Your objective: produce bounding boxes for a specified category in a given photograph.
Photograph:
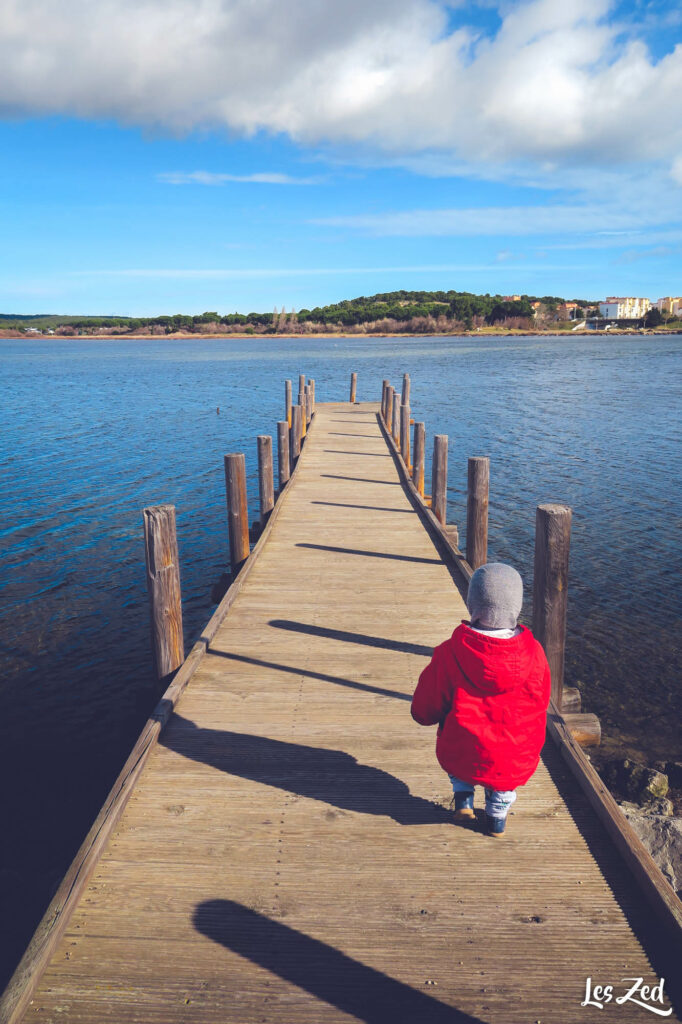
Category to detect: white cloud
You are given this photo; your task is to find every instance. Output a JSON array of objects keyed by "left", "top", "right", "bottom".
[
  {"left": 1, "top": 0, "right": 682, "bottom": 174},
  {"left": 158, "top": 171, "right": 322, "bottom": 185},
  {"left": 313, "top": 202, "right": 671, "bottom": 236}
]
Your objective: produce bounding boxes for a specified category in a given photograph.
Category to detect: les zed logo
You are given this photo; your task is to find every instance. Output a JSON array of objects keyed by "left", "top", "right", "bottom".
[{"left": 582, "top": 977, "right": 672, "bottom": 1016}]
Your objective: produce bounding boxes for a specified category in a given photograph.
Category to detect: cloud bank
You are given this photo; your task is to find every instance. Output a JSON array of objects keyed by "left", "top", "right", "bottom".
[{"left": 1, "top": 0, "right": 682, "bottom": 174}]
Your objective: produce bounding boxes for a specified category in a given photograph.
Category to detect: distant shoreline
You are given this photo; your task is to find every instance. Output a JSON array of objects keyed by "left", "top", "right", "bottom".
[{"left": 1, "top": 328, "right": 679, "bottom": 341}]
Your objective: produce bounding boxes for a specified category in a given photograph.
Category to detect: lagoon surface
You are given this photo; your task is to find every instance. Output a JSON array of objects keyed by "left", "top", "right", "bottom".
[{"left": 1, "top": 333, "right": 680, "bottom": 984}]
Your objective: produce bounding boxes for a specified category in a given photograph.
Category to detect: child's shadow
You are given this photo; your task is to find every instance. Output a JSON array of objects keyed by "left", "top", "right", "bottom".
[{"left": 161, "top": 715, "right": 450, "bottom": 826}]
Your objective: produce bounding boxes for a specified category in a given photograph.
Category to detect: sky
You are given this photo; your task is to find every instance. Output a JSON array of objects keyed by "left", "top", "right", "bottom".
[{"left": 1, "top": 0, "right": 682, "bottom": 315}]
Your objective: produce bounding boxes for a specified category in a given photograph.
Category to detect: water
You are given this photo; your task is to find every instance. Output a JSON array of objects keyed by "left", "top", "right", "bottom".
[{"left": 0, "top": 334, "right": 680, "bottom": 985}]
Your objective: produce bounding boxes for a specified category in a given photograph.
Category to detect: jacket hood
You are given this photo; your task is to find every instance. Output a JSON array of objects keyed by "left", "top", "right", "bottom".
[{"left": 448, "top": 622, "right": 538, "bottom": 695}]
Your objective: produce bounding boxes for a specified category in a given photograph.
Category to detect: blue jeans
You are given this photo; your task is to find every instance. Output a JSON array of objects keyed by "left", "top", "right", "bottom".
[{"left": 449, "top": 775, "right": 517, "bottom": 820}]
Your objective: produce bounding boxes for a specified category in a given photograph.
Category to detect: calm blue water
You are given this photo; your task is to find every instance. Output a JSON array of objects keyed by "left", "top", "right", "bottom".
[{"left": 0, "top": 334, "right": 680, "bottom": 983}]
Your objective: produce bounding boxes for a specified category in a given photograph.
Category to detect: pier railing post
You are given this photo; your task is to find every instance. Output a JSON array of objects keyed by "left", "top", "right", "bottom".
[
  {"left": 385, "top": 386, "right": 394, "bottom": 431},
  {"left": 466, "top": 456, "right": 489, "bottom": 570},
  {"left": 392, "top": 394, "right": 400, "bottom": 447},
  {"left": 432, "top": 435, "right": 448, "bottom": 526},
  {"left": 299, "top": 391, "right": 307, "bottom": 438},
  {"left": 285, "top": 379, "right": 292, "bottom": 428},
  {"left": 309, "top": 378, "right": 315, "bottom": 414},
  {"left": 224, "top": 453, "right": 250, "bottom": 574},
  {"left": 350, "top": 372, "right": 357, "bottom": 403},
  {"left": 402, "top": 373, "right": 410, "bottom": 406},
  {"left": 290, "top": 404, "right": 302, "bottom": 463},
  {"left": 257, "top": 435, "right": 275, "bottom": 526},
  {"left": 400, "top": 403, "right": 411, "bottom": 468},
  {"left": 304, "top": 384, "right": 311, "bottom": 426},
  {"left": 277, "top": 421, "right": 290, "bottom": 489},
  {"left": 381, "top": 380, "right": 389, "bottom": 421},
  {"left": 143, "top": 504, "right": 184, "bottom": 681},
  {"left": 533, "top": 503, "right": 572, "bottom": 709},
  {"left": 412, "top": 422, "right": 425, "bottom": 496}
]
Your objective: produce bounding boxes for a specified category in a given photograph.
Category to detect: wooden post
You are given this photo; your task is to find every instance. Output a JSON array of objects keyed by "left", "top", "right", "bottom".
[
  {"left": 400, "top": 403, "right": 411, "bottom": 468},
  {"left": 402, "top": 373, "right": 410, "bottom": 406},
  {"left": 277, "top": 421, "right": 290, "bottom": 489},
  {"left": 385, "top": 386, "right": 394, "bottom": 430},
  {"left": 432, "top": 435, "right": 448, "bottom": 526},
  {"left": 412, "top": 422, "right": 425, "bottom": 496},
  {"left": 143, "top": 504, "right": 184, "bottom": 681},
  {"left": 304, "top": 385, "right": 311, "bottom": 425},
  {"left": 382, "top": 380, "right": 389, "bottom": 421},
  {"left": 290, "top": 404, "right": 302, "bottom": 462},
  {"left": 533, "top": 503, "right": 572, "bottom": 709},
  {"left": 285, "top": 379, "right": 292, "bottom": 428},
  {"left": 299, "top": 392, "right": 307, "bottom": 438},
  {"left": 299, "top": 373, "right": 306, "bottom": 399},
  {"left": 350, "top": 372, "right": 357, "bottom": 403},
  {"left": 392, "top": 393, "right": 400, "bottom": 448},
  {"left": 257, "top": 435, "right": 274, "bottom": 526},
  {"left": 224, "top": 453, "right": 250, "bottom": 573},
  {"left": 466, "top": 456, "right": 489, "bottom": 570},
  {"left": 308, "top": 378, "right": 315, "bottom": 414}
]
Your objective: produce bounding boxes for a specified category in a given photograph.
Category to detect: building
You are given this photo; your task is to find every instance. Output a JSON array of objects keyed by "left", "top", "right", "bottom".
[
  {"left": 598, "top": 297, "right": 651, "bottom": 319},
  {"left": 654, "top": 297, "right": 682, "bottom": 316}
]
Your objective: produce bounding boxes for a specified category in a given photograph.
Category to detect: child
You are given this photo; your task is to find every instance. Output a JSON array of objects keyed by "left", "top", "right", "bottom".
[{"left": 411, "top": 562, "right": 550, "bottom": 837}]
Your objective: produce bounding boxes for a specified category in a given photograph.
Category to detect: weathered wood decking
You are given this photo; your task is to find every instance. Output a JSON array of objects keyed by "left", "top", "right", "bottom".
[{"left": 9, "top": 403, "right": 681, "bottom": 1022}]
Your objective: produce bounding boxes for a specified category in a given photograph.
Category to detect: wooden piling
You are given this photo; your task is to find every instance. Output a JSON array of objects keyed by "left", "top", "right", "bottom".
[
  {"left": 304, "top": 385, "right": 311, "bottom": 425},
  {"left": 466, "top": 456, "right": 489, "bottom": 570},
  {"left": 308, "top": 379, "right": 315, "bottom": 414},
  {"left": 401, "top": 373, "right": 410, "bottom": 406},
  {"left": 299, "top": 374, "right": 306, "bottom": 398},
  {"left": 224, "top": 453, "right": 250, "bottom": 573},
  {"left": 400, "top": 403, "right": 411, "bottom": 468},
  {"left": 381, "top": 380, "right": 389, "bottom": 421},
  {"left": 432, "top": 435, "right": 448, "bottom": 526},
  {"left": 385, "top": 386, "right": 394, "bottom": 430},
  {"left": 142, "top": 504, "right": 184, "bottom": 681},
  {"left": 285, "top": 380, "right": 292, "bottom": 428},
  {"left": 257, "top": 435, "right": 275, "bottom": 526},
  {"left": 392, "top": 393, "right": 400, "bottom": 448},
  {"left": 299, "top": 393, "right": 307, "bottom": 438},
  {"left": 350, "top": 372, "right": 357, "bottom": 403},
  {"left": 290, "top": 405, "right": 302, "bottom": 462},
  {"left": 412, "top": 422, "right": 425, "bottom": 496},
  {"left": 533, "top": 503, "right": 572, "bottom": 708},
  {"left": 277, "top": 421, "right": 290, "bottom": 490}
]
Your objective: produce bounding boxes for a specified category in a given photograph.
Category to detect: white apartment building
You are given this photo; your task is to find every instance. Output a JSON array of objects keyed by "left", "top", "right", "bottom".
[
  {"left": 654, "top": 296, "right": 682, "bottom": 316},
  {"left": 598, "top": 296, "right": 651, "bottom": 319}
]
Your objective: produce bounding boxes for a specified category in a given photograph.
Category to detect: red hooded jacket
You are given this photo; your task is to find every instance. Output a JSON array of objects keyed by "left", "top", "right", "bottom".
[{"left": 411, "top": 622, "right": 551, "bottom": 791}]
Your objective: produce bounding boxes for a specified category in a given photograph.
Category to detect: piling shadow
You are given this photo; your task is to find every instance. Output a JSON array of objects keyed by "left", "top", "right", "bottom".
[
  {"left": 328, "top": 432, "right": 379, "bottom": 438},
  {"left": 321, "top": 474, "right": 399, "bottom": 486},
  {"left": 311, "top": 500, "right": 414, "bottom": 515},
  {"left": 296, "top": 542, "right": 441, "bottom": 566},
  {"left": 268, "top": 619, "right": 433, "bottom": 657},
  {"left": 161, "top": 716, "right": 448, "bottom": 825},
  {"left": 193, "top": 899, "right": 483, "bottom": 1023},
  {"left": 206, "top": 647, "right": 411, "bottom": 701},
  {"left": 322, "top": 449, "right": 391, "bottom": 457}
]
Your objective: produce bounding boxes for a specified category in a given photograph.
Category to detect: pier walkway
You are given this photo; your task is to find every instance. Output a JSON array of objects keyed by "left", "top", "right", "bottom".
[{"left": 8, "top": 403, "right": 680, "bottom": 1023}]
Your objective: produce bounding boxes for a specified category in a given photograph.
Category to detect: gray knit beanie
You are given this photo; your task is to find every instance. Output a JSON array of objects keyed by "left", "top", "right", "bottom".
[{"left": 466, "top": 562, "right": 523, "bottom": 630}]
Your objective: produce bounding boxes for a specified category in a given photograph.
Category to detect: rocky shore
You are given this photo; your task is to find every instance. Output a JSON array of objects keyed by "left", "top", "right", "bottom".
[{"left": 600, "top": 758, "right": 682, "bottom": 896}]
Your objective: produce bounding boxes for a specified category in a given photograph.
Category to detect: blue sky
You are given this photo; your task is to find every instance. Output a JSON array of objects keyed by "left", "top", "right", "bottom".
[{"left": 1, "top": 0, "right": 682, "bottom": 315}]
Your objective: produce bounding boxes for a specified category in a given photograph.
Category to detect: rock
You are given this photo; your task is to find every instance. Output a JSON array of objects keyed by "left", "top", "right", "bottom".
[
  {"left": 618, "top": 807, "right": 682, "bottom": 896},
  {"left": 610, "top": 759, "right": 669, "bottom": 802},
  {"left": 646, "top": 798, "right": 674, "bottom": 817}
]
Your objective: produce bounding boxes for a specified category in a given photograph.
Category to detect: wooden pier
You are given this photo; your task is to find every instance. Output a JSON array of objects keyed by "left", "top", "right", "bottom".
[{"left": 3, "top": 384, "right": 681, "bottom": 1024}]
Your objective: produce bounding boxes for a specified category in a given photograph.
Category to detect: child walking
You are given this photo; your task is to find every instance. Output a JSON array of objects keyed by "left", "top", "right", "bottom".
[{"left": 411, "top": 562, "right": 550, "bottom": 837}]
